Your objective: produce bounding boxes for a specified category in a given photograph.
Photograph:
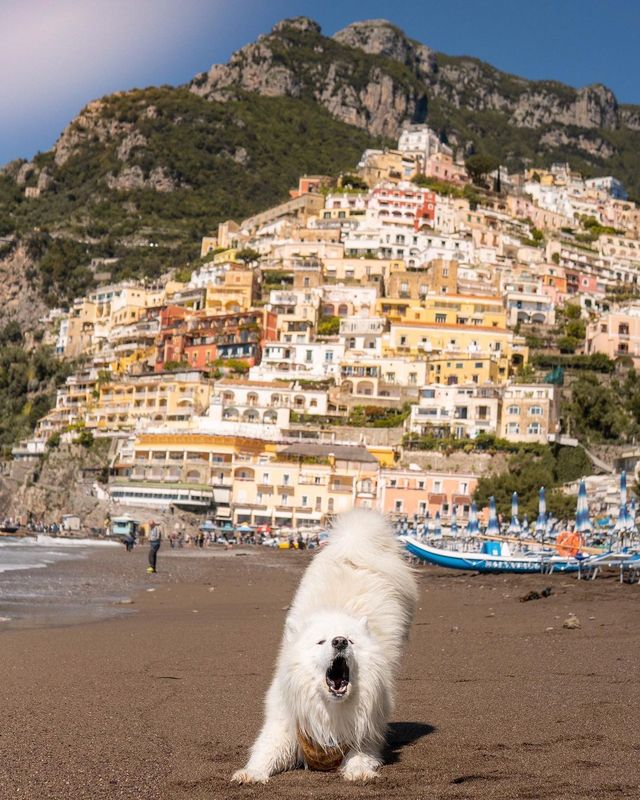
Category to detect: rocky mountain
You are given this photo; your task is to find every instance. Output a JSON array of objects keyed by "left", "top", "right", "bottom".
[
  {"left": 1, "top": 15, "right": 640, "bottom": 314},
  {"left": 193, "top": 17, "right": 640, "bottom": 180}
]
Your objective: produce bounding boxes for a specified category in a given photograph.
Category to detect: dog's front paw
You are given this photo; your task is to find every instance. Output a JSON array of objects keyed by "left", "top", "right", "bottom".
[
  {"left": 231, "top": 768, "right": 270, "bottom": 785},
  {"left": 341, "top": 753, "right": 379, "bottom": 783}
]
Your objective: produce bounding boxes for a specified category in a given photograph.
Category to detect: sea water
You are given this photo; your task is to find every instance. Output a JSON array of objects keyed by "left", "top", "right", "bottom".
[
  {"left": 0, "top": 536, "right": 127, "bottom": 629},
  {"left": 0, "top": 534, "right": 118, "bottom": 573}
]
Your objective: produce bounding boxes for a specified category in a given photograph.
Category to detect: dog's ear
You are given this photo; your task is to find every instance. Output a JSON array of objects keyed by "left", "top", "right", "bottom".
[{"left": 359, "top": 616, "right": 369, "bottom": 632}]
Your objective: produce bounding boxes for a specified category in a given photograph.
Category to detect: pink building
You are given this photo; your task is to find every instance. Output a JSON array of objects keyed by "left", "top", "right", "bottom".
[
  {"left": 425, "top": 152, "right": 467, "bottom": 185},
  {"left": 378, "top": 468, "right": 478, "bottom": 521},
  {"left": 587, "top": 304, "right": 640, "bottom": 367}
]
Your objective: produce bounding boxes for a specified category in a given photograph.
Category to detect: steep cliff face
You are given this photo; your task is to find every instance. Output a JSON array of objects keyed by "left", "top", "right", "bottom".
[
  {"left": 190, "top": 17, "right": 428, "bottom": 138},
  {"left": 191, "top": 16, "right": 640, "bottom": 187},
  {"left": 0, "top": 242, "right": 47, "bottom": 328}
]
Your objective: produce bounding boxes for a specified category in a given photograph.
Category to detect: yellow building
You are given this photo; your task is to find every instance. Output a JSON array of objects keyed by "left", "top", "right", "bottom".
[
  {"left": 378, "top": 293, "right": 507, "bottom": 328},
  {"left": 111, "top": 432, "right": 265, "bottom": 513},
  {"left": 386, "top": 320, "right": 528, "bottom": 383},
  {"left": 204, "top": 266, "right": 257, "bottom": 313},
  {"left": 85, "top": 372, "right": 211, "bottom": 433},
  {"left": 34, "top": 370, "right": 99, "bottom": 440},
  {"left": 110, "top": 436, "right": 380, "bottom": 523}
]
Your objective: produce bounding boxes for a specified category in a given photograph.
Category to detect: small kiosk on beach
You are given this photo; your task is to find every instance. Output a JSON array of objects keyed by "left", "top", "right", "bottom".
[{"left": 109, "top": 516, "right": 140, "bottom": 541}]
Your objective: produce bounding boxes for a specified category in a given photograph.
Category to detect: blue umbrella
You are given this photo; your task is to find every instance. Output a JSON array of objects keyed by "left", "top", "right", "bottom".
[
  {"left": 536, "top": 487, "right": 547, "bottom": 537},
  {"left": 508, "top": 491, "right": 521, "bottom": 536},
  {"left": 421, "top": 517, "right": 431, "bottom": 541},
  {"left": 433, "top": 511, "right": 442, "bottom": 538},
  {"left": 466, "top": 501, "right": 480, "bottom": 537},
  {"left": 575, "top": 479, "right": 592, "bottom": 534},
  {"left": 450, "top": 505, "right": 458, "bottom": 538},
  {"left": 486, "top": 496, "right": 500, "bottom": 537}
]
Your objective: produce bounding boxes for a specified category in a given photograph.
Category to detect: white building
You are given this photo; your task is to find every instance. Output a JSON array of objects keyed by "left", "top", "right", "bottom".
[
  {"left": 408, "top": 384, "right": 500, "bottom": 439},
  {"left": 397, "top": 124, "right": 452, "bottom": 169}
]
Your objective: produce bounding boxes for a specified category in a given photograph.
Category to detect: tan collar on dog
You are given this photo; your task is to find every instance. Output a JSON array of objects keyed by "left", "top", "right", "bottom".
[{"left": 297, "top": 729, "right": 345, "bottom": 771}]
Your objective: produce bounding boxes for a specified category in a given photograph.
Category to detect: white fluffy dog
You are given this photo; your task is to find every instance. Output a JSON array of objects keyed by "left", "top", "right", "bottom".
[{"left": 232, "top": 509, "right": 417, "bottom": 783}]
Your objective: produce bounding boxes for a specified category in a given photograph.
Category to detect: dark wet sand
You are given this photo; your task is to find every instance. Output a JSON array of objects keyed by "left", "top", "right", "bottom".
[{"left": 0, "top": 546, "right": 638, "bottom": 799}]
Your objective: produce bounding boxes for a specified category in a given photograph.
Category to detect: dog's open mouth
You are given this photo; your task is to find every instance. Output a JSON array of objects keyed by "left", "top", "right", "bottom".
[{"left": 325, "top": 656, "right": 350, "bottom": 697}]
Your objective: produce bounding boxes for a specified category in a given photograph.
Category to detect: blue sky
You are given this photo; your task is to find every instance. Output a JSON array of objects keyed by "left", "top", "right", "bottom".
[{"left": 1, "top": 0, "right": 638, "bottom": 165}]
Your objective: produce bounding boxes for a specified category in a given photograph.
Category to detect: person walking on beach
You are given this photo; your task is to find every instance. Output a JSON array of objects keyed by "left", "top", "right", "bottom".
[{"left": 147, "top": 520, "right": 162, "bottom": 574}]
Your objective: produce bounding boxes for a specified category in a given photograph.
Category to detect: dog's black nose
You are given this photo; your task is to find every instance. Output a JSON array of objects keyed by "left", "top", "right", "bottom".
[{"left": 332, "top": 636, "right": 348, "bottom": 651}]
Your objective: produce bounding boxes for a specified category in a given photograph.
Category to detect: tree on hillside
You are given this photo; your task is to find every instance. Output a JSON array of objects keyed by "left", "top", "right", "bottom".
[
  {"left": 235, "top": 248, "right": 260, "bottom": 265},
  {"left": 464, "top": 154, "right": 501, "bottom": 186}
]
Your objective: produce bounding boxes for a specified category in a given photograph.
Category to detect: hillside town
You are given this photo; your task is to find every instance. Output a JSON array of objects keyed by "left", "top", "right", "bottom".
[{"left": 12, "top": 123, "right": 640, "bottom": 530}]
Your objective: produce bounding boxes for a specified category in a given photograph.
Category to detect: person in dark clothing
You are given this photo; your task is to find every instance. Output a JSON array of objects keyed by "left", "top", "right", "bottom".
[{"left": 147, "top": 521, "right": 162, "bottom": 573}]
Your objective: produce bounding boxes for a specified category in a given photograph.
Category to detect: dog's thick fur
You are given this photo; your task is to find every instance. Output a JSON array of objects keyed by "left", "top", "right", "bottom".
[{"left": 231, "top": 509, "right": 417, "bottom": 783}]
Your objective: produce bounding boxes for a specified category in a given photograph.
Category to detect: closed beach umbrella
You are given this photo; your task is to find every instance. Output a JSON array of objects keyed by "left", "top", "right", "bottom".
[
  {"left": 508, "top": 491, "right": 521, "bottom": 536},
  {"left": 522, "top": 514, "right": 530, "bottom": 536},
  {"left": 450, "top": 505, "right": 458, "bottom": 538},
  {"left": 486, "top": 496, "right": 500, "bottom": 537},
  {"left": 536, "top": 487, "right": 547, "bottom": 538},
  {"left": 433, "top": 511, "right": 442, "bottom": 538},
  {"left": 575, "top": 479, "right": 592, "bottom": 534},
  {"left": 629, "top": 497, "right": 638, "bottom": 536},
  {"left": 466, "top": 501, "right": 480, "bottom": 537},
  {"left": 613, "top": 471, "right": 631, "bottom": 534}
]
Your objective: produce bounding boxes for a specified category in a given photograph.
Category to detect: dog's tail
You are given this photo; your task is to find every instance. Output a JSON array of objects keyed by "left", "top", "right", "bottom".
[
  {"left": 326, "top": 508, "right": 417, "bottom": 625},
  {"left": 328, "top": 509, "right": 398, "bottom": 556}
]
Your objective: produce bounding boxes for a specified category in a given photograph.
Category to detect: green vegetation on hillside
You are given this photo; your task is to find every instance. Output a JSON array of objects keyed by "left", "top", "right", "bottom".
[
  {"left": 0, "top": 323, "right": 73, "bottom": 449},
  {"left": 1, "top": 90, "right": 376, "bottom": 304},
  {"left": 474, "top": 445, "right": 592, "bottom": 522}
]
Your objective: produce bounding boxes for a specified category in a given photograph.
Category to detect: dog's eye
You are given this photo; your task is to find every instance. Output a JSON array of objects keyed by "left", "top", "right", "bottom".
[{"left": 317, "top": 640, "right": 326, "bottom": 645}]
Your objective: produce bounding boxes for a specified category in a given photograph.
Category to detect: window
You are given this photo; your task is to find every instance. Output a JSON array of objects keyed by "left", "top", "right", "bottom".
[
  {"left": 283, "top": 474, "right": 290, "bottom": 486},
  {"left": 508, "top": 405, "right": 520, "bottom": 416},
  {"left": 314, "top": 476, "right": 321, "bottom": 485},
  {"left": 419, "top": 501, "right": 427, "bottom": 514},
  {"left": 315, "top": 497, "right": 322, "bottom": 511},
  {"left": 459, "top": 481, "right": 468, "bottom": 494},
  {"left": 301, "top": 495, "right": 308, "bottom": 506},
  {"left": 394, "top": 500, "right": 403, "bottom": 512},
  {"left": 280, "top": 494, "right": 288, "bottom": 505},
  {"left": 262, "top": 473, "right": 270, "bottom": 484},
  {"left": 305, "top": 350, "right": 313, "bottom": 363},
  {"left": 325, "top": 351, "right": 334, "bottom": 362},
  {"left": 507, "top": 422, "right": 520, "bottom": 434},
  {"left": 527, "top": 422, "right": 541, "bottom": 435},
  {"left": 434, "top": 480, "right": 442, "bottom": 493},
  {"left": 530, "top": 406, "right": 543, "bottom": 416},
  {"left": 389, "top": 479, "right": 397, "bottom": 488},
  {"left": 435, "top": 313, "right": 446, "bottom": 324}
]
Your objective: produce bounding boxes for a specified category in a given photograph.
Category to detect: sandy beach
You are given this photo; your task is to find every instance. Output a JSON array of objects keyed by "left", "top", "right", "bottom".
[{"left": 0, "top": 545, "right": 638, "bottom": 799}]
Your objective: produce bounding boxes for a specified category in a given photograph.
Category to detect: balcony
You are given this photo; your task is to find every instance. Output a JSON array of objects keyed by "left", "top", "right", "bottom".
[{"left": 329, "top": 484, "right": 353, "bottom": 494}]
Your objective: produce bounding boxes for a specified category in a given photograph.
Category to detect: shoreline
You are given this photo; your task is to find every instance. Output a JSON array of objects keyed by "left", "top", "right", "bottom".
[{"left": 0, "top": 549, "right": 638, "bottom": 798}]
